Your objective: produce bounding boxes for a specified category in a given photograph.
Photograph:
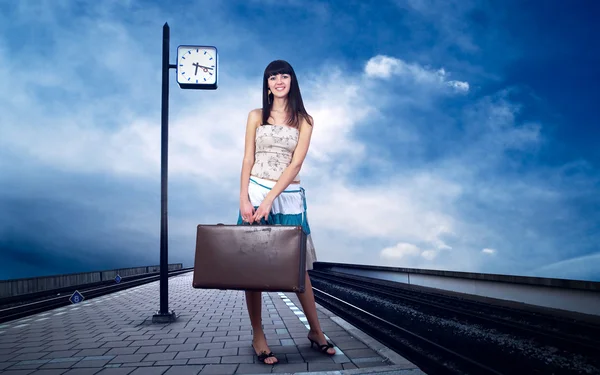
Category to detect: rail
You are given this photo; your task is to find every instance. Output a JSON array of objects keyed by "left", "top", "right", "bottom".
[
  {"left": 0, "top": 267, "right": 193, "bottom": 324},
  {"left": 313, "top": 261, "right": 600, "bottom": 316},
  {"left": 0, "top": 263, "right": 184, "bottom": 299},
  {"left": 310, "top": 268, "right": 600, "bottom": 375}
]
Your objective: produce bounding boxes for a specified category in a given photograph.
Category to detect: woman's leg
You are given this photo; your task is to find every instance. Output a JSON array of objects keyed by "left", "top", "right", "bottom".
[
  {"left": 295, "top": 272, "right": 336, "bottom": 355},
  {"left": 245, "top": 290, "right": 278, "bottom": 364}
]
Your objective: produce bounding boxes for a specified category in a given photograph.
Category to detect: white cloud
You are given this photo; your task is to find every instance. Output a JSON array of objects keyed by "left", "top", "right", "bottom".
[
  {"left": 447, "top": 80, "right": 470, "bottom": 92},
  {"left": 379, "top": 243, "right": 442, "bottom": 263},
  {"left": 307, "top": 172, "right": 460, "bottom": 244},
  {"left": 421, "top": 249, "right": 438, "bottom": 261},
  {"left": 482, "top": 248, "right": 496, "bottom": 255},
  {"left": 364, "top": 55, "right": 401, "bottom": 78},
  {"left": 381, "top": 242, "right": 421, "bottom": 259},
  {"left": 364, "top": 55, "right": 469, "bottom": 93}
]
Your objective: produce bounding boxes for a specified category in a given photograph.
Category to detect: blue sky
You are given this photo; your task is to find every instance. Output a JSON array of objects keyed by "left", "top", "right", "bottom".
[{"left": 1, "top": 0, "right": 599, "bottom": 282}]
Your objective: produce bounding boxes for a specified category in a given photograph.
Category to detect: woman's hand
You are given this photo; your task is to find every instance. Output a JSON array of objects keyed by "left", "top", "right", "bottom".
[
  {"left": 252, "top": 197, "right": 273, "bottom": 223},
  {"left": 240, "top": 199, "right": 255, "bottom": 223}
]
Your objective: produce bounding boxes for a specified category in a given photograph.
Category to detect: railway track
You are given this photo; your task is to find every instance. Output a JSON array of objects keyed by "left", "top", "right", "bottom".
[
  {"left": 0, "top": 267, "right": 193, "bottom": 324},
  {"left": 310, "top": 270, "right": 600, "bottom": 375}
]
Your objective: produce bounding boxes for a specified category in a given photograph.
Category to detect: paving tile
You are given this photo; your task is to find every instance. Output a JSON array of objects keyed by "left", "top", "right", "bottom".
[
  {"left": 177, "top": 332, "right": 208, "bottom": 339},
  {"left": 173, "top": 350, "right": 209, "bottom": 360},
  {"left": 206, "top": 348, "right": 238, "bottom": 357},
  {"left": 0, "top": 345, "right": 19, "bottom": 353},
  {"left": 100, "top": 341, "right": 133, "bottom": 349},
  {"left": 127, "top": 365, "right": 171, "bottom": 374},
  {"left": 41, "top": 351, "right": 82, "bottom": 359},
  {"left": 72, "top": 343, "right": 104, "bottom": 350},
  {"left": 332, "top": 354, "right": 352, "bottom": 364},
  {"left": 202, "top": 331, "right": 229, "bottom": 338},
  {"left": 142, "top": 352, "right": 177, "bottom": 362},
  {"left": 94, "top": 367, "right": 135, "bottom": 374},
  {"left": 343, "top": 362, "right": 358, "bottom": 370},
  {"left": 121, "top": 335, "right": 150, "bottom": 341},
  {"left": 70, "top": 359, "right": 111, "bottom": 368},
  {"left": 271, "top": 363, "right": 308, "bottom": 373},
  {"left": 199, "top": 364, "right": 239, "bottom": 374},
  {"left": 98, "top": 337, "right": 124, "bottom": 343},
  {"left": 284, "top": 353, "right": 304, "bottom": 363},
  {"left": 187, "top": 357, "right": 222, "bottom": 365},
  {"left": 0, "top": 361, "right": 19, "bottom": 370},
  {"left": 308, "top": 362, "right": 345, "bottom": 371},
  {"left": 63, "top": 368, "right": 103, "bottom": 374},
  {"left": 129, "top": 339, "right": 160, "bottom": 347},
  {"left": 149, "top": 333, "right": 179, "bottom": 340},
  {"left": 73, "top": 349, "right": 110, "bottom": 357},
  {"left": 108, "top": 354, "right": 147, "bottom": 363},
  {"left": 11, "top": 352, "right": 49, "bottom": 361},
  {"left": 355, "top": 360, "right": 390, "bottom": 368},
  {"left": 134, "top": 345, "right": 168, "bottom": 354},
  {"left": 343, "top": 348, "right": 380, "bottom": 358},
  {"left": 16, "top": 341, "right": 49, "bottom": 349},
  {"left": 39, "top": 361, "right": 82, "bottom": 370},
  {"left": 234, "top": 363, "right": 272, "bottom": 374},
  {"left": 195, "top": 342, "right": 227, "bottom": 350},
  {"left": 120, "top": 362, "right": 155, "bottom": 367},
  {"left": 333, "top": 340, "right": 369, "bottom": 351},
  {"left": 164, "top": 343, "right": 197, "bottom": 352},
  {"left": 220, "top": 355, "right": 254, "bottom": 364},
  {"left": 0, "top": 370, "right": 37, "bottom": 374},
  {"left": 163, "top": 365, "right": 205, "bottom": 374},
  {"left": 4, "top": 362, "right": 46, "bottom": 371},
  {"left": 105, "top": 348, "right": 138, "bottom": 356},
  {"left": 157, "top": 338, "right": 186, "bottom": 345},
  {"left": 211, "top": 336, "right": 238, "bottom": 343},
  {"left": 153, "top": 359, "right": 188, "bottom": 366},
  {"left": 279, "top": 339, "right": 296, "bottom": 346}
]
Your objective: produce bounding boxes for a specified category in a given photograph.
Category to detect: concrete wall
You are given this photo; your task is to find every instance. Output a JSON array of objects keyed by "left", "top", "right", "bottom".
[
  {"left": 314, "top": 262, "right": 600, "bottom": 317},
  {"left": 0, "top": 263, "right": 183, "bottom": 299}
]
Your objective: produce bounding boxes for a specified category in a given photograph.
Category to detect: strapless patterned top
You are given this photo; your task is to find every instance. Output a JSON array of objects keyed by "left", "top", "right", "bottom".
[{"left": 250, "top": 124, "right": 300, "bottom": 181}]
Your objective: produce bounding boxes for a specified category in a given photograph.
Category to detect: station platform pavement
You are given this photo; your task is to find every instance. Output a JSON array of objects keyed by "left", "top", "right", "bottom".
[{"left": 0, "top": 272, "right": 425, "bottom": 375}]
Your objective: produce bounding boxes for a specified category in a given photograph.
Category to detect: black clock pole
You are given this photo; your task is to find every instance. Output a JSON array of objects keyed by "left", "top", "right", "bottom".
[{"left": 153, "top": 22, "right": 178, "bottom": 323}]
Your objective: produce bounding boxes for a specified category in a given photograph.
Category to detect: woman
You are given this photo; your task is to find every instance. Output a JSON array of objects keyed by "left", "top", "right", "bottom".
[{"left": 237, "top": 60, "right": 336, "bottom": 365}]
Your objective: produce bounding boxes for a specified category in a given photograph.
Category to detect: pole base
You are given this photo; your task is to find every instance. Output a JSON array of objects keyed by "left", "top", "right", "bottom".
[{"left": 152, "top": 310, "right": 178, "bottom": 323}]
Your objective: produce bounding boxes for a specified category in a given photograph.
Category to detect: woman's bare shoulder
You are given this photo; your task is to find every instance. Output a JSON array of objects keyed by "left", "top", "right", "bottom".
[
  {"left": 247, "top": 108, "right": 262, "bottom": 126},
  {"left": 301, "top": 113, "right": 314, "bottom": 128},
  {"left": 249, "top": 108, "right": 262, "bottom": 119}
]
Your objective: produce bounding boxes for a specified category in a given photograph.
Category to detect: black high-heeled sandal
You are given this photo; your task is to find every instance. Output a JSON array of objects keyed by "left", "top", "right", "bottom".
[
  {"left": 252, "top": 335, "right": 278, "bottom": 365},
  {"left": 252, "top": 343, "right": 277, "bottom": 364},
  {"left": 308, "top": 336, "right": 335, "bottom": 355}
]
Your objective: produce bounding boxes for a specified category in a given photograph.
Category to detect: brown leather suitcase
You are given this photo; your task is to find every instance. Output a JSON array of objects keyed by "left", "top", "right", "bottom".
[{"left": 192, "top": 224, "right": 307, "bottom": 292}]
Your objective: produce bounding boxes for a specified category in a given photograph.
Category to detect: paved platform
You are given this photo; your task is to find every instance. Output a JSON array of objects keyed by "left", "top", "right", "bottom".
[{"left": 0, "top": 272, "right": 423, "bottom": 374}]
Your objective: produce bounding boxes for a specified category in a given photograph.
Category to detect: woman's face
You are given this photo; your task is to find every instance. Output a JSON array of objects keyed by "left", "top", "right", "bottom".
[{"left": 268, "top": 73, "right": 291, "bottom": 99}]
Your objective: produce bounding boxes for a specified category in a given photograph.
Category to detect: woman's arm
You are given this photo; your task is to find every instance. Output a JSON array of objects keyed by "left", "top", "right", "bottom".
[{"left": 239, "top": 109, "right": 260, "bottom": 203}]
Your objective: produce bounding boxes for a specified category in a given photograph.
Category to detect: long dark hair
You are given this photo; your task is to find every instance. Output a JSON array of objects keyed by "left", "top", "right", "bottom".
[{"left": 262, "top": 60, "right": 313, "bottom": 128}]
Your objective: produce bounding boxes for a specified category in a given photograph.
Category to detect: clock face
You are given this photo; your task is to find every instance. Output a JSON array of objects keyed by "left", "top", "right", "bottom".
[{"left": 176, "top": 46, "right": 217, "bottom": 88}]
